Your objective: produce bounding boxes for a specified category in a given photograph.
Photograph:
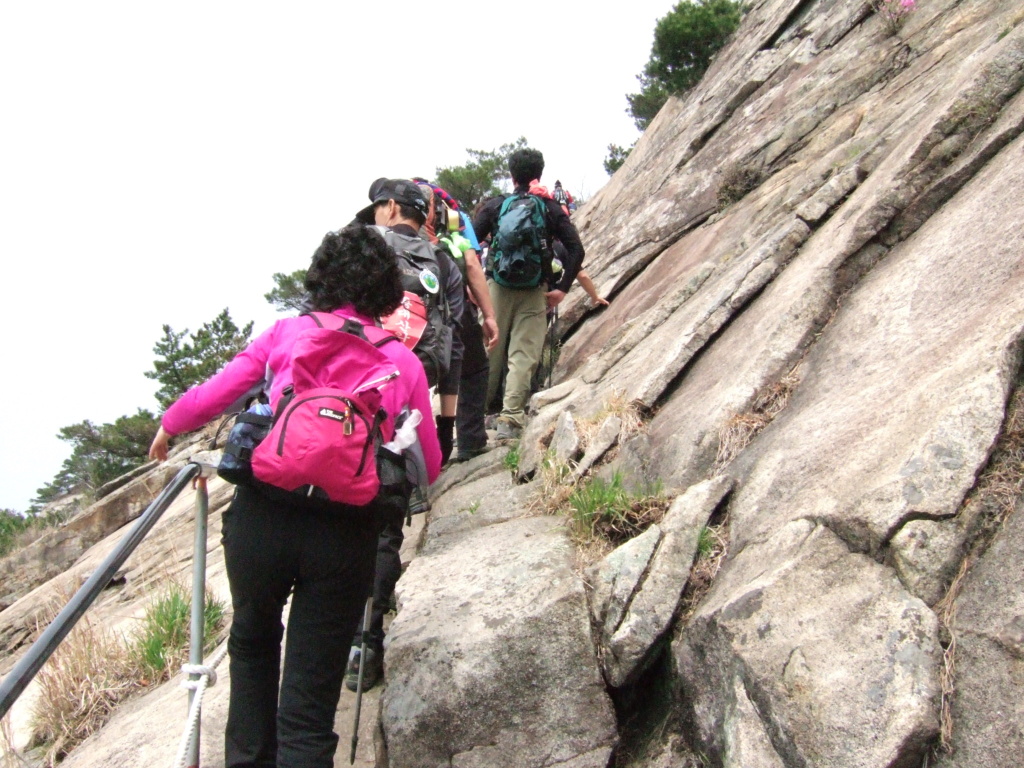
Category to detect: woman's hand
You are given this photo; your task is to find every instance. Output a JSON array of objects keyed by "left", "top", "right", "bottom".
[{"left": 149, "top": 426, "right": 172, "bottom": 462}]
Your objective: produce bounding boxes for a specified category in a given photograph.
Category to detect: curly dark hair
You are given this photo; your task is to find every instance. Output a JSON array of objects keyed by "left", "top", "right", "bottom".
[
  {"left": 304, "top": 225, "right": 405, "bottom": 318},
  {"left": 509, "top": 148, "right": 545, "bottom": 186}
]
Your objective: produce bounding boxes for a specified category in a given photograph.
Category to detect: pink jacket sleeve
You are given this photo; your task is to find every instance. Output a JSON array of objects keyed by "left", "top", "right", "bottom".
[{"left": 161, "top": 324, "right": 277, "bottom": 436}]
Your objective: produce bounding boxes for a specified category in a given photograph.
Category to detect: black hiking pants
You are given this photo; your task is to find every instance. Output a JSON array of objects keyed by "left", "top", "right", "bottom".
[
  {"left": 350, "top": 517, "right": 405, "bottom": 654},
  {"left": 456, "top": 302, "right": 490, "bottom": 458},
  {"left": 222, "top": 485, "right": 379, "bottom": 768}
]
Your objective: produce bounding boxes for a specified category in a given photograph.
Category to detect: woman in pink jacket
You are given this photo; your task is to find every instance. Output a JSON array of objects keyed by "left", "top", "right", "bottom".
[{"left": 149, "top": 225, "right": 440, "bottom": 768}]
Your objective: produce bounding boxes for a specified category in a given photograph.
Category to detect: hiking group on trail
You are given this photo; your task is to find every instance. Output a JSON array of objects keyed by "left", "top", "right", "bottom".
[{"left": 148, "top": 147, "right": 599, "bottom": 768}]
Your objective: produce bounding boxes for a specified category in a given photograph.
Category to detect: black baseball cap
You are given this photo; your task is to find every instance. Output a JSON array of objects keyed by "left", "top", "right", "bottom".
[{"left": 355, "top": 178, "right": 430, "bottom": 224}]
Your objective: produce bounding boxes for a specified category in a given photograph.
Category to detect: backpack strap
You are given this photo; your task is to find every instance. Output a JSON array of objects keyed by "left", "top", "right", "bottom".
[
  {"left": 302, "top": 311, "right": 371, "bottom": 342},
  {"left": 433, "top": 243, "right": 453, "bottom": 323},
  {"left": 359, "top": 320, "right": 402, "bottom": 350}
]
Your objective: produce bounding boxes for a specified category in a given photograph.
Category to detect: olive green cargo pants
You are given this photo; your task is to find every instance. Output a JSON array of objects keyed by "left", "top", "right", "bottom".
[{"left": 486, "top": 280, "right": 547, "bottom": 427}]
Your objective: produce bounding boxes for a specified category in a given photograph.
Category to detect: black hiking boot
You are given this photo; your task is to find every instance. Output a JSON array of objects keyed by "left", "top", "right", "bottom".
[{"left": 345, "top": 646, "right": 383, "bottom": 692}]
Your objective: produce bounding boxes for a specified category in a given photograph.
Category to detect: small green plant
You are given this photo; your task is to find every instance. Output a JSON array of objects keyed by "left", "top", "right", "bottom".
[
  {"left": 680, "top": 521, "right": 730, "bottom": 619},
  {"left": 502, "top": 441, "right": 521, "bottom": 473},
  {"left": 696, "top": 526, "right": 717, "bottom": 558},
  {"left": 131, "top": 582, "right": 225, "bottom": 683},
  {"left": 567, "top": 472, "right": 668, "bottom": 545}
]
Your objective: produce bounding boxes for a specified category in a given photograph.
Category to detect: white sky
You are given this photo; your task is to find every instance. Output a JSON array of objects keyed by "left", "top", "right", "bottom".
[{"left": 0, "top": 0, "right": 672, "bottom": 511}]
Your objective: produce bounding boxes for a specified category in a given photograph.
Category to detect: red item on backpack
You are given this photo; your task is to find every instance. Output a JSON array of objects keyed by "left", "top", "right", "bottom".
[
  {"left": 250, "top": 313, "right": 400, "bottom": 506},
  {"left": 381, "top": 292, "right": 429, "bottom": 351}
]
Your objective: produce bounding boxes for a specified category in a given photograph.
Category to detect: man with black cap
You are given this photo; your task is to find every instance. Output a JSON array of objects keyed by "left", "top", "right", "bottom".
[
  {"left": 348, "top": 178, "right": 463, "bottom": 691},
  {"left": 355, "top": 178, "right": 464, "bottom": 405}
]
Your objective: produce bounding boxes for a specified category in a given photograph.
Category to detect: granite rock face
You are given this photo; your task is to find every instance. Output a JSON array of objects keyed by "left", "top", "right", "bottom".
[
  {"left": 381, "top": 512, "right": 617, "bottom": 768},
  {"left": 5, "top": 0, "right": 1024, "bottom": 766}
]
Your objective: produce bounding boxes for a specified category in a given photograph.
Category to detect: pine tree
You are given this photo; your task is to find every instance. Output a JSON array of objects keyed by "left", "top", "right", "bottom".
[
  {"left": 33, "top": 409, "right": 161, "bottom": 502},
  {"left": 145, "top": 308, "right": 254, "bottom": 411},
  {"left": 626, "top": 0, "right": 742, "bottom": 130},
  {"left": 265, "top": 269, "right": 308, "bottom": 313},
  {"left": 434, "top": 137, "right": 528, "bottom": 212}
]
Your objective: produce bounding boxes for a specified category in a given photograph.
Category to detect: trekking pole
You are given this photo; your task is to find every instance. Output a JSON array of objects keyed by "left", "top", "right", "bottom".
[
  {"left": 350, "top": 595, "right": 374, "bottom": 764},
  {"left": 546, "top": 306, "right": 559, "bottom": 390}
]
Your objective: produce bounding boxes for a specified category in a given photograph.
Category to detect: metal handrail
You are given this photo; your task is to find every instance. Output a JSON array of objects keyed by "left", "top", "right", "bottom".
[{"left": 0, "top": 462, "right": 203, "bottom": 719}]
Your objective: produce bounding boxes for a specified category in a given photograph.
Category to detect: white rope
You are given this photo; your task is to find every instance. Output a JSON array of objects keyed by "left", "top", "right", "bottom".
[{"left": 171, "top": 643, "right": 229, "bottom": 768}]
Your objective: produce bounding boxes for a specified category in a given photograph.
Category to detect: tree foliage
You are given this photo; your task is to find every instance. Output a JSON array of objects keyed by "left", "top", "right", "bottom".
[
  {"left": 265, "top": 269, "right": 308, "bottom": 313},
  {"left": 145, "top": 308, "right": 254, "bottom": 411},
  {"left": 626, "top": 0, "right": 742, "bottom": 131},
  {"left": 434, "top": 137, "right": 528, "bottom": 213},
  {"left": 0, "top": 508, "right": 32, "bottom": 557},
  {"left": 604, "top": 143, "right": 635, "bottom": 176},
  {"left": 33, "top": 409, "right": 161, "bottom": 504}
]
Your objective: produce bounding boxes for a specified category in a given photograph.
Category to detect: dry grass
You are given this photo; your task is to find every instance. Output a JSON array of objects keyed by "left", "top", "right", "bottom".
[
  {"left": 959, "top": 384, "right": 1024, "bottom": 538},
  {"left": 717, "top": 163, "right": 763, "bottom": 210},
  {"left": 17, "top": 576, "right": 226, "bottom": 766},
  {"left": 530, "top": 447, "right": 671, "bottom": 568},
  {"left": 933, "top": 556, "right": 971, "bottom": 753},
  {"left": 575, "top": 390, "right": 646, "bottom": 456},
  {"left": 714, "top": 370, "right": 799, "bottom": 472},
  {"left": 929, "top": 380, "right": 1024, "bottom": 754},
  {"left": 678, "top": 521, "right": 730, "bottom": 621},
  {"left": 530, "top": 450, "right": 577, "bottom": 517},
  {"left": 1, "top": 713, "right": 25, "bottom": 768},
  {"left": 28, "top": 615, "right": 141, "bottom": 766}
]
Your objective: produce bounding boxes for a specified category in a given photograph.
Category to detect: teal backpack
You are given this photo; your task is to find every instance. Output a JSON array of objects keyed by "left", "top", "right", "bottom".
[{"left": 491, "top": 193, "right": 549, "bottom": 289}]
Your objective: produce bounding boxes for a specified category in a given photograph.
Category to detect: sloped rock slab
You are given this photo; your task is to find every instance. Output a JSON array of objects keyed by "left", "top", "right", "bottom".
[
  {"left": 420, "top": 468, "right": 534, "bottom": 555},
  {"left": 932, "top": 502, "right": 1024, "bottom": 767},
  {"left": 381, "top": 516, "right": 616, "bottom": 768},
  {"left": 720, "top": 673, "right": 787, "bottom": 768},
  {"left": 593, "top": 476, "right": 733, "bottom": 687},
  {"left": 572, "top": 415, "right": 621, "bottom": 482},
  {"left": 588, "top": 526, "right": 660, "bottom": 646},
  {"left": 0, "top": 462, "right": 183, "bottom": 609},
  {"left": 430, "top": 447, "right": 509, "bottom": 500},
  {"left": 726, "top": 128, "right": 1024, "bottom": 561},
  {"left": 675, "top": 520, "right": 941, "bottom": 768},
  {"left": 550, "top": 410, "right": 581, "bottom": 465}
]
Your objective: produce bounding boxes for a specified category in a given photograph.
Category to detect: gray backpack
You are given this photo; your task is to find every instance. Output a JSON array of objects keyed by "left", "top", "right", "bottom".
[{"left": 378, "top": 227, "right": 453, "bottom": 388}]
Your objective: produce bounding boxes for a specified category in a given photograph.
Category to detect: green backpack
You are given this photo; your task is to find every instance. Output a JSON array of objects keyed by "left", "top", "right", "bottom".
[{"left": 491, "top": 193, "right": 549, "bottom": 289}]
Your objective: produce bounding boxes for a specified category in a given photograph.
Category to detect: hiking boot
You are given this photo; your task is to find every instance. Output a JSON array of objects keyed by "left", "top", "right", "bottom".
[
  {"left": 455, "top": 446, "right": 490, "bottom": 463},
  {"left": 495, "top": 418, "right": 522, "bottom": 443},
  {"left": 344, "top": 646, "right": 383, "bottom": 692}
]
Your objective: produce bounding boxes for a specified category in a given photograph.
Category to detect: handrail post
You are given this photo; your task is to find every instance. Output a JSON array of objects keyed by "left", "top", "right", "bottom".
[{"left": 185, "top": 470, "right": 212, "bottom": 768}]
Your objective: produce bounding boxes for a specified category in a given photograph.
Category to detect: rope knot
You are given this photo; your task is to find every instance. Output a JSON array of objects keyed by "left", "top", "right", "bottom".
[{"left": 180, "top": 663, "right": 218, "bottom": 688}]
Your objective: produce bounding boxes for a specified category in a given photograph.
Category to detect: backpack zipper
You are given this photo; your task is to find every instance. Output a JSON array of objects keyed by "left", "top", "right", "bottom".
[{"left": 275, "top": 394, "right": 373, "bottom": 475}]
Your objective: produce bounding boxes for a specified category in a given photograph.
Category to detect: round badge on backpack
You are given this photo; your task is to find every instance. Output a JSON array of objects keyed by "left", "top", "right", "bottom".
[{"left": 419, "top": 269, "right": 440, "bottom": 294}]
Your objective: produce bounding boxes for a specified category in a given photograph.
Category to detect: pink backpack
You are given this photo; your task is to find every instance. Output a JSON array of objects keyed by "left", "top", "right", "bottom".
[{"left": 250, "top": 313, "right": 400, "bottom": 507}]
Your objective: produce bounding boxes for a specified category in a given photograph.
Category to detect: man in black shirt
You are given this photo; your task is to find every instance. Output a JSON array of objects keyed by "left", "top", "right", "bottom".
[{"left": 472, "top": 148, "right": 585, "bottom": 440}]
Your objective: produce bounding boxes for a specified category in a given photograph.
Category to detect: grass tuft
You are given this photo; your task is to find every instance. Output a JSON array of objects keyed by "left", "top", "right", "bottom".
[
  {"left": 29, "top": 615, "right": 139, "bottom": 766},
  {"left": 714, "top": 370, "right": 799, "bottom": 472},
  {"left": 931, "top": 378, "right": 1024, "bottom": 754},
  {"left": 717, "top": 163, "right": 763, "bottom": 210},
  {"left": 130, "top": 581, "right": 226, "bottom": 684},
  {"left": 679, "top": 521, "right": 730, "bottom": 620},
  {"left": 23, "top": 580, "right": 226, "bottom": 766},
  {"left": 502, "top": 441, "right": 521, "bottom": 474},
  {"left": 566, "top": 472, "right": 670, "bottom": 547}
]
